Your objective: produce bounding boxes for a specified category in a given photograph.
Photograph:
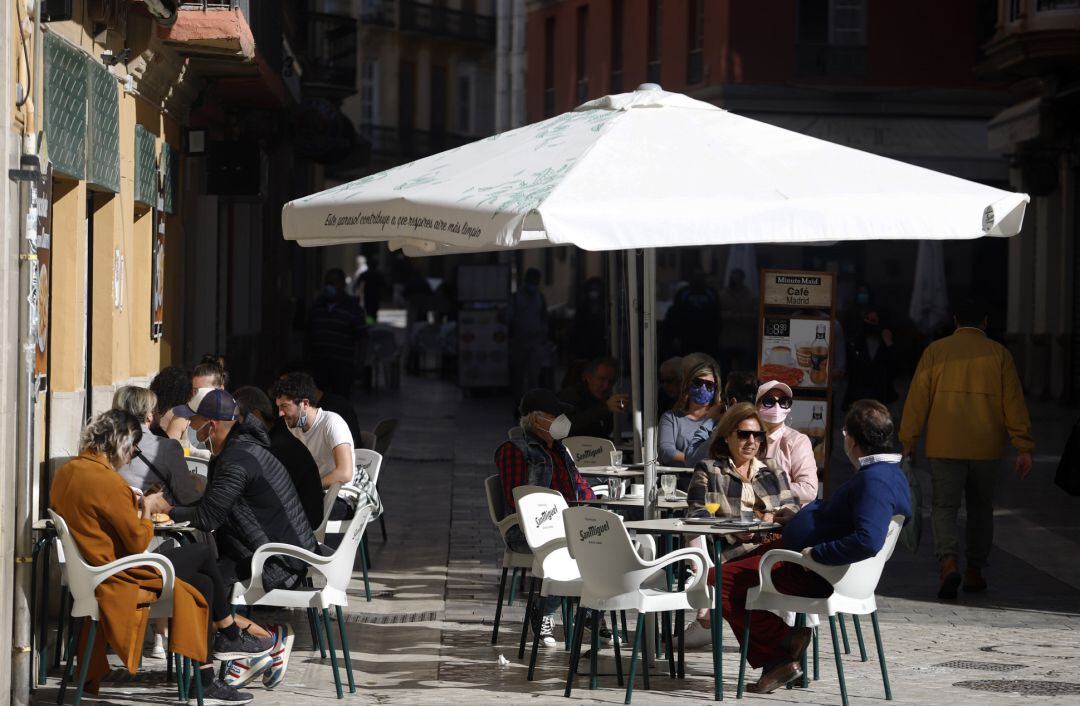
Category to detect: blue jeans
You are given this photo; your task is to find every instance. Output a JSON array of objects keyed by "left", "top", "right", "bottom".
[{"left": 505, "top": 527, "right": 565, "bottom": 619}]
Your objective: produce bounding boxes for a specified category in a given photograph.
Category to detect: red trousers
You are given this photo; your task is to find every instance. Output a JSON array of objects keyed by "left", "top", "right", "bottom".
[{"left": 711, "top": 551, "right": 832, "bottom": 669}]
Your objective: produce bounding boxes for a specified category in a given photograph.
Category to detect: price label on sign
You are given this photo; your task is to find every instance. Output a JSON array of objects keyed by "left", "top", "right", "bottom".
[{"left": 763, "top": 318, "right": 790, "bottom": 338}]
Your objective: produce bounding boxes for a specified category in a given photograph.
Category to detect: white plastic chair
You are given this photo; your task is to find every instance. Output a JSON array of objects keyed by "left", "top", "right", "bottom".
[
  {"left": 737, "top": 515, "right": 905, "bottom": 705},
  {"left": 319, "top": 449, "right": 382, "bottom": 602},
  {"left": 563, "top": 436, "right": 617, "bottom": 467},
  {"left": 232, "top": 487, "right": 373, "bottom": 699},
  {"left": 371, "top": 419, "right": 397, "bottom": 542},
  {"left": 358, "top": 430, "right": 377, "bottom": 451},
  {"left": 48, "top": 509, "right": 186, "bottom": 706},
  {"left": 484, "top": 474, "right": 534, "bottom": 645},
  {"left": 513, "top": 486, "right": 584, "bottom": 679},
  {"left": 562, "top": 506, "right": 712, "bottom": 702}
]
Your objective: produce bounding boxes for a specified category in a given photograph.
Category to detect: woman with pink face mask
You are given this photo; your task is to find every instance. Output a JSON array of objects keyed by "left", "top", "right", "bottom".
[{"left": 756, "top": 381, "right": 819, "bottom": 505}]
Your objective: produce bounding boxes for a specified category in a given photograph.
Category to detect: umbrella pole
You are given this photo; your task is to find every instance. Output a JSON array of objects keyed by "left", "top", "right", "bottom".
[
  {"left": 627, "top": 251, "right": 643, "bottom": 464},
  {"left": 642, "top": 248, "right": 658, "bottom": 520},
  {"left": 608, "top": 251, "right": 623, "bottom": 442}
]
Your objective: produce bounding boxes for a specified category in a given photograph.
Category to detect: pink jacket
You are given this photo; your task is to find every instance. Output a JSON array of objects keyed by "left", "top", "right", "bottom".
[{"left": 764, "top": 424, "right": 819, "bottom": 505}]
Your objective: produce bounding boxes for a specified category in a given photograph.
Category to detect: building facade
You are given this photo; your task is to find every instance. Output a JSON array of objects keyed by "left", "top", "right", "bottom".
[{"left": 522, "top": 0, "right": 1033, "bottom": 376}]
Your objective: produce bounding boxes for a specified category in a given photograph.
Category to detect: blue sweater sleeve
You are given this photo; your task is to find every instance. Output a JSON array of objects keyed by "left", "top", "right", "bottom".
[
  {"left": 684, "top": 419, "right": 716, "bottom": 466},
  {"left": 810, "top": 476, "right": 893, "bottom": 565},
  {"left": 657, "top": 412, "right": 679, "bottom": 465}
]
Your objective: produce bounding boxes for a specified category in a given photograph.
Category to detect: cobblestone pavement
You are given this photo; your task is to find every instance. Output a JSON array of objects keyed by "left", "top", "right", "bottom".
[{"left": 32, "top": 375, "right": 1080, "bottom": 705}]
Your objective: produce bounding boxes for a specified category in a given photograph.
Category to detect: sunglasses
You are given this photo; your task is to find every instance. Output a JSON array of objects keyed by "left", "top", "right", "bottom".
[
  {"left": 735, "top": 430, "right": 766, "bottom": 442},
  {"left": 759, "top": 395, "right": 793, "bottom": 410},
  {"left": 690, "top": 378, "right": 717, "bottom": 392}
]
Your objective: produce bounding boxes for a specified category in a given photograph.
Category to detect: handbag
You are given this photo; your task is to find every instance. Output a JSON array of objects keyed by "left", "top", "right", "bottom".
[{"left": 1054, "top": 417, "right": 1080, "bottom": 497}]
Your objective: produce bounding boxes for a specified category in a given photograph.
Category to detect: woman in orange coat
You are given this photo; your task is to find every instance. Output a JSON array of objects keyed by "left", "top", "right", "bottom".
[{"left": 51, "top": 410, "right": 274, "bottom": 703}]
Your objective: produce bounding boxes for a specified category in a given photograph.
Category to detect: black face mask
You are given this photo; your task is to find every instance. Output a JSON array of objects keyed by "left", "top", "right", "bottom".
[{"left": 864, "top": 323, "right": 881, "bottom": 336}]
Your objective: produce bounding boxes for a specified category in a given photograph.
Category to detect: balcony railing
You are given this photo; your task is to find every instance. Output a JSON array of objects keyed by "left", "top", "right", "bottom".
[
  {"left": 303, "top": 12, "right": 358, "bottom": 96},
  {"left": 796, "top": 44, "right": 866, "bottom": 80},
  {"left": 687, "top": 49, "right": 704, "bottom": 84},
  {"left": 400, "top": 1, "right": 495, "bottom": 43},
  {"left": 361, "top": 125, "right": 471, "bottom": 161}
]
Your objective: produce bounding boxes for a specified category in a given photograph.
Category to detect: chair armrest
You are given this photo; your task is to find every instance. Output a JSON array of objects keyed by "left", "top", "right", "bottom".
[
  {"left": 90, "top": 553, "right": 176, "bottom": 609},
  {"left": 496, "top": 512, "right": 520, "bottom": 538},
  {"left": 249, "top": 542, "right": 333, "bottom": 585},
  {"left": 757, "top": 549, "right": 823, "bottom": 595},
  {"left": 642, "top": 547, "right": 711, "bottom": 592}
]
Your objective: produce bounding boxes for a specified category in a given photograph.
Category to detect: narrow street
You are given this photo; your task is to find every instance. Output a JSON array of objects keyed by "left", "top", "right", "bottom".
[{"left": 31, "top": 373, "right": 1080, "bottom": 705}]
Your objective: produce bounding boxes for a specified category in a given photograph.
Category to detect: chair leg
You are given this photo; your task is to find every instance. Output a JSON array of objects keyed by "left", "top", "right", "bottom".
[
  {"left": 852, "top": 614, "right": 868, "bottom": 662},
  {"left": 336, "top": 605, "right": 357, "bottom": 693},
  {"left": 736, "top": 609, "right": 751, "bottom": 699},
  {"left": 71, "top": 620, "right": 97, "bottom": 706},
  {"left": 379, "top": 513, "right": 388, "bottom": 542},
  {"left": 322, "top": 608, "right": 344, "bottom": 699},
  {"left": 53, "top": 585, "right": 69, "bottom": 669},
  {"left": 57, "top": 617, "right": 83, "bottom": 705},
  {"left": 527, "top": 601, "right": 543, "bottom": 681},
  {"left": 620, "top": 610, "right": 629, "bottom": 644},
  {"left": 518, "top": 577, "right": 537, "bottom": 659},
  {"left": 192, "top": 662, "right": 205, "bottom": 706},
  {"left": 309, "top": 607, "right": 327, "bottom": 657},
  {"left": 838, "top": 613, "right": 851, "bottom": 654},
  {"left": 813, "top": 625, "right": 820, "bottom": 681},
  {"left": 661, "top": 611, "right": 675, "bottom": 678},
  {"left": 798, "top": 614, "right": 809, "bottom": 688},
  {"left": 611, "top": 611, "right": 624, "bottom": 687},
  {"left": 492, "top": 566, "right": 508, "bottom": 645},
  {"left": 828, "top": 616, "right": 850, "bottom": 706},
  {"left": 362, "top": 534, "right": 372, "bottom": 569},
  {"left": 358, "top": 539, "right": 373, "bottom": 602},
  {"left": 624, "top": 612, "right": 645, "bottom": 705},
  {"left": 182, "top": 657, "right": 191, "bottom": 701},
  {"left": 564, "top": 606, "right": 587, "bottom": 698},
  {"left": 641, "top": 616, "right": 651, "bottom": 692},
  {"left": 508, "top": 568, "right": 520, "bottom": 605},
  {"left": 589, "top": 610, "right": 600, "bottom": 690},
  {"left": 871, "top": 612, "right": 893, "bottom": 701}
]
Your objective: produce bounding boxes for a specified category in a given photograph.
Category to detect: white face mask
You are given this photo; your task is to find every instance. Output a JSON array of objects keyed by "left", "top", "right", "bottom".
[
  {"left": 758, "top": 405, "right": 790, "bottom": 424},
  {"left": 547, "top": 414, "right": 572, "bottom": 440},
  {"left": 187, "top": 425, "right": 205, "bottom": 449}
]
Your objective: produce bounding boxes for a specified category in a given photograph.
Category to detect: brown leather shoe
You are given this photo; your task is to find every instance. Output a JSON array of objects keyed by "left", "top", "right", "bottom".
[
  {"left": 962, "top": 566, "right": 988, "bottom": 593},
  {"left": 784, "top": 626, "right": 813, "bottom": 661},
  {"left": 747, "top": 661, "right": 804, "bottom": 694},
  {"left": 938, "top": 556, "right": 961, "bottom": 599}
]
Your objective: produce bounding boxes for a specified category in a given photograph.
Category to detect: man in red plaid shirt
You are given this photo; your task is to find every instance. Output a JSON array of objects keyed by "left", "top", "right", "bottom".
[{"left": 494, "top": 389, "right": 596, "bottom": 647}]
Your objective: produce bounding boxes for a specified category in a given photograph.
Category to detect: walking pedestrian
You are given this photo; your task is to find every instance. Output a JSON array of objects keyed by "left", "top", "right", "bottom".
[{"left": 899, "top": 299, "right": 1034, "bottom": 599}]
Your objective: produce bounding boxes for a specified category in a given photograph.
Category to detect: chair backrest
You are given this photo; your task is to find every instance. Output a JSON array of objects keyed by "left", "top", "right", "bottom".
[
  {"left": 372, "top": 418, "right": 399, "bottom": 455},
  {"left": 320, "top": 489, "right": 373, "bottom": 592},
  {"left": 563, "top": 436, "right": 616, "bottom": 467},
  {"left": 359, "top": 430, "right": 377, "bottom": 451},
  {"left": 563, "top": 506, "right": 652, "bottom": 596},
  {"left": 186, "top": 456, "right": 209, "bottom": 478},
  {"left": 830, "top": 515, "right": 906, "bottom": 601},
  {"left": 314, "top": 481, "right": 343, "bottom": 542},
  {"left": 484, "top": 474, "right": 507, "bottom": 525},
  {"left": 513, "top": 486, "right": 568, "bottom": 552},
  {"left": 48, "top": 510, "right": 100, "bottom": 618},
  {"left": 353, "top": 448, "right": 383, "bottom": 487}
]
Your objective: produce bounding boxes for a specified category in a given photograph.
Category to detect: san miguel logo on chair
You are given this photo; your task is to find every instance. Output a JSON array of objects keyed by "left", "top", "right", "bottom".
[
  {"left": 579, "top": 520, "right": 611, "bottom": 541},
  {"left": 536, "top": 505, "right": 558, "bottom": 528},
  {"left": 576, "top": 448, "right": 603, "bottom": 462}
]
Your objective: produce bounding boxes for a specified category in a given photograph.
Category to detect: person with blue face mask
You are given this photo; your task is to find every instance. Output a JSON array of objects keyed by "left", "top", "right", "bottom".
[{"left": 658, "top": 354, "right": 724, "bottom": 468}]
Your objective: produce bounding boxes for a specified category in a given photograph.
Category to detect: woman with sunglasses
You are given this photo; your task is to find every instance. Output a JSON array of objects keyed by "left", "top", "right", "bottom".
[
  {"left": 682, "top": 402, "right": 800, "bottom": 647},
  {"left": 756, "top": 381, "right": 819, "bottom": 505},
  {"left": 658, "top": 354, "right": 723, "bottom": 469}
]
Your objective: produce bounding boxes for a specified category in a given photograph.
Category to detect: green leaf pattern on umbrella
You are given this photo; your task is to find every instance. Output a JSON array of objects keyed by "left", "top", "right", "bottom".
[
  {"left": 458, "top": 159, "right": 577, "bottom": 219},
  {"left": 530, "top": 108, "right": 618, "bottom": 151},
  {"left": 295, "top": 167, "right": 398, "bottom": 203}
]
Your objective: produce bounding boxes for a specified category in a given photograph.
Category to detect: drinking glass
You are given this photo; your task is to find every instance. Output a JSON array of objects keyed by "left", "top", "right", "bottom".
[
  {"left": 704, "top": 491, "right": 724, "bottom": 517},
  {"left": 741, "top": 504, "right": 756, "bottom": 524},
  {"left": 610, "top": 450, "right": 624, "bottom": 468},
  {"left": 660, "top": 474, "right": 677, "bottom": 500}
]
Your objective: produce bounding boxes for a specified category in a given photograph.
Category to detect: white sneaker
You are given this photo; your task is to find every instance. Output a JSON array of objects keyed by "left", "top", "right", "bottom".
[
  {"left": 151, "top": 633, "right": 167, "bottom": 659},
  {"left": 682, "top": 620, "right": 713, "bottom": 649},
  {"left": 538, "top": 616, "right": 557, "bottom": 648}
]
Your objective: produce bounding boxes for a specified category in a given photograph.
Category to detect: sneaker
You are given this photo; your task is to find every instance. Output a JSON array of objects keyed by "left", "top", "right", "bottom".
[
  {"left": 150, "top": 633, "right": 167, "bottom": 659},
  {"left": 538, "top": 616, "right": 557, "bottom": 648},
  {"left": 682, "top": 619, "right": 713, "bottom": 649},
  {"left": 261, "top": 623, "right": 296, "bottom": 689},
  {"left": 583, "top": 621, "right": 614, "bottom": 646},
  {"left": 188, "top": 678, "right": 253, "bottom": 705},
  {"left": 211, "top": 627, "right": 275, "bottom": 661},
  {"left": 223, "top": 653, "right": 273, "bottom": 688}
]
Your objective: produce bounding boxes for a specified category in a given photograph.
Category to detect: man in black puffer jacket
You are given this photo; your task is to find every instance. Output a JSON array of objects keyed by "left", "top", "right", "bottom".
[{"left": 168, "top": 388, "right": 319, "bottom": 591}]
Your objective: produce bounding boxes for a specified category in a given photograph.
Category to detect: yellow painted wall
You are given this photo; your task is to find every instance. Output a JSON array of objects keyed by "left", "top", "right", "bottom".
[{"left": 49, "top": 178, "right": 87, "bottom": 394}]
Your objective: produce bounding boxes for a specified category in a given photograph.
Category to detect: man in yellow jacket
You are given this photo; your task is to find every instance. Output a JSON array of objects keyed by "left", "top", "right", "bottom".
[{"left": 900, "top": 300, "right": 1034, "bottom": 599}]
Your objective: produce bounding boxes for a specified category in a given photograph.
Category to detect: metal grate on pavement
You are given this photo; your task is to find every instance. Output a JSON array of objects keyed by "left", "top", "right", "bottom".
[
  {"left": 348, "top": 610, "right": 440, "bottom": 624},
  {"left": 954, "top": 680, "right": 1080, "bottom": 696},
  {"left": 935, "top": 660, "right": 1026, "bottom": 672}
]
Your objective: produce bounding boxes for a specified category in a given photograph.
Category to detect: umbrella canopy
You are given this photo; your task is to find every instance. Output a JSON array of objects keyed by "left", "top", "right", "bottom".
[{"left": 282, "top": 86, "right": 1028, "bottom": 251}]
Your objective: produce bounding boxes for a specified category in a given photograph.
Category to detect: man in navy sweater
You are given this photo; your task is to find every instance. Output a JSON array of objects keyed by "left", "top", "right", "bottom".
[{"left": 718, "top": 399, "right": 912, "bottom": 694}]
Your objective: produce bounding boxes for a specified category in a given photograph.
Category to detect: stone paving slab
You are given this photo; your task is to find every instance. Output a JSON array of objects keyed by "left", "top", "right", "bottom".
[{"left": 31, "top": 377, "right": 1080, "bottom": 705}]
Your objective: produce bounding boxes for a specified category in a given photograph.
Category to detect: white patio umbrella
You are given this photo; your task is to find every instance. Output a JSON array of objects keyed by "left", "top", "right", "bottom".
[{"left": 282, "top": 85, "right": 1028, "bottom": 518}]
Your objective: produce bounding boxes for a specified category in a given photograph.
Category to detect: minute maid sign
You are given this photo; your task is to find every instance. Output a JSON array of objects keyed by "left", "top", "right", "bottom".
[{"left": 763, "top": 271, "right": 834, "bottom": 308}]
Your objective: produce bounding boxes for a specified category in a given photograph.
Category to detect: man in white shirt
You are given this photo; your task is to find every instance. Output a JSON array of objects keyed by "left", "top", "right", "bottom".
[{"left": 273, "top": 372, "right": 382, "bottom": 521}]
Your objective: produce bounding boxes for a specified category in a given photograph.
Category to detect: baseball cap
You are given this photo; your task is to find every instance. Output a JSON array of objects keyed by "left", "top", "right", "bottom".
[
  {"left": 518, "top": 389, "right": 574, "bottom": 417},
  {"left": 172, "top": 387, "right": 238, "bottom": 421},
  {"left": 755, "top": 380, "right": 793, "bottom": 403}
]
